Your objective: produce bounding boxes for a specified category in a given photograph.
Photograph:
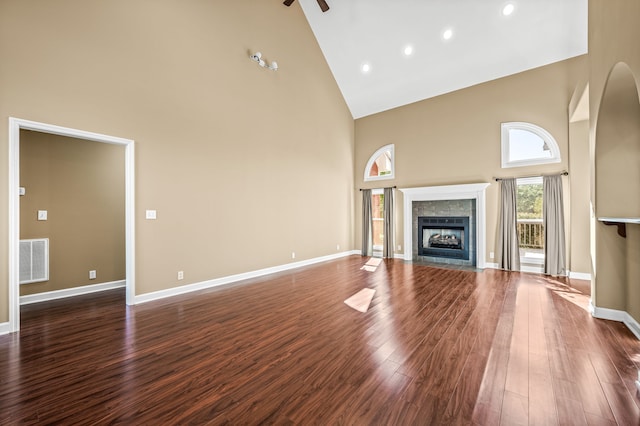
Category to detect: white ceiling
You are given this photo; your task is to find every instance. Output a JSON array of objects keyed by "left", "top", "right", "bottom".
[{"left": 297, "top": 0, "right": 588, "bottom": 119}]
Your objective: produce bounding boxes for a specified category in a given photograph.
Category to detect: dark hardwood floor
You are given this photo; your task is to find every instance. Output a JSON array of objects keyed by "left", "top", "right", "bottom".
[{"left": 1, "top": 256, "right": 639, "bottom": 425}]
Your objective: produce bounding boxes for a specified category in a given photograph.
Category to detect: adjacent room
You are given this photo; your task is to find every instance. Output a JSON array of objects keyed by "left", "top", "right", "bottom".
[{"left": 1, "top": 0, "right": 639, "bottom": 424}]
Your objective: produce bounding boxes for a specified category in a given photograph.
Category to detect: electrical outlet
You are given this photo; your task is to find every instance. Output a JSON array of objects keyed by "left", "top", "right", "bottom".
[
  {"left": 337, "top": 244, "right": 340, "bottom": 251},
  {"left": 145, "top": 210, "right": 157, "bottom": 220},
  {"left": 177, "top": 271, "right": 184, "bottom": 280},
  {"left": 89, "top": 270, "right": 96, "bottom": 280},
  {"left": 37, "top": 210, "right": 48, "bottom": 221},
  {"left": 490, "top": 251, "right": 495, "bottom": 259},
  {"left": 397, "top": 245, "right": 402, "bottom": 251},
  {"left": 291, "top": 252, "right": 296, "bottom": 259}
]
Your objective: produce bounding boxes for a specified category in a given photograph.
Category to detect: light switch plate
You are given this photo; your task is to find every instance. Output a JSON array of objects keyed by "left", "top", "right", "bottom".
[
  {"left": 37, "top": 210, "right": 47, "bottom": 221},
  {"left": 146, "top": 210, "right": 157, "bottom": 220}
]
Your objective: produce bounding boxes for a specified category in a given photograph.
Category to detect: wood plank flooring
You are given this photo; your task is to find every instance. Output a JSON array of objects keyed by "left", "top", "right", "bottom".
[{"left": 1, "top": 256, "right": 639, "bottom": 424}]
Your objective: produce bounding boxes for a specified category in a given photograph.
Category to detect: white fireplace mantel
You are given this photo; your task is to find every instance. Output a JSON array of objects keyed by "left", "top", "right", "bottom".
[{"left": 400, "top": 183, "right": 491, "bottom": 268}]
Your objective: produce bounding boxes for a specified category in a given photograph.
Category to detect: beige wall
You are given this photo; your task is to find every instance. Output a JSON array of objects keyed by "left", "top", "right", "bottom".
[
  {"left": 19, "top": 131, "right": 125, "bottom": 296},
  {"left": 568, "top": 119, "right": 591, "bottom": 274},
  {"left": 355, "top": 56, "right": 588, "bottom": 268},
  {"left": 589, "top": 0, "right": 640, "bottom": 320},
  {"left": 0, "top": 0, "right": 355, "bottom": 322}
]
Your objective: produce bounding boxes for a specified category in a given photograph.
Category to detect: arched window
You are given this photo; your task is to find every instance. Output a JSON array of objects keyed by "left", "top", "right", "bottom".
[
  {"left": 501, "top": 122, "right": 560, "bottom": 168},
  {"left": 364, "top": 144, "right": 394, "bottom": 181}
]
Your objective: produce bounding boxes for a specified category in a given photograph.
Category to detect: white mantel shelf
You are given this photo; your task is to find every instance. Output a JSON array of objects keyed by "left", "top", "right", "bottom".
[
  {"left": 597, "top": 217, "right": 640, "bottom": 224},
  {"left": 400, "top": 183, "right": 491, "bottom": 268}
]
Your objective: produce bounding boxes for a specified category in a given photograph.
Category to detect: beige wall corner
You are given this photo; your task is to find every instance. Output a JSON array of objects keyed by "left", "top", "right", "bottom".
[{"left": 0, "top": 0, "right": 355, "bottom": 322}]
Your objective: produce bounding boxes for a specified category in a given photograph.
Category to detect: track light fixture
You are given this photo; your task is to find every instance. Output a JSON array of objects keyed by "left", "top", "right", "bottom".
[{"left": 249, "top": 51, "right": 278, "bottom": 71}]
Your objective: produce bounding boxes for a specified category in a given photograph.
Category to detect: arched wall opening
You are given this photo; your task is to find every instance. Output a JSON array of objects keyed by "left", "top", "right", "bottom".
[{"left": 593, "top": 62, "right": 640, "bottom": 322}]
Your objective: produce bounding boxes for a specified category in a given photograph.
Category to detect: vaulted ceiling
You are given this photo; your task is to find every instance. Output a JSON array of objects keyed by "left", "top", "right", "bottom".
[{"left": 296, "top": 0, "right": 588, "bottom": 118}]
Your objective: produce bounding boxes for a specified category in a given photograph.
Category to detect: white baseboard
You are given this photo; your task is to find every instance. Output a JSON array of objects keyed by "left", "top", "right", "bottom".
[
  {"left": 485, "top": 262, "right": 543, "bottom": 274},
  {"left": 0, "top": 321, "right": 12, "bottom": 335},
  {"left": 520, "top": 264, "right": 544, "bottom": 274},
  {"left": 394, "top": 253, "right": 405, "bottom": 259},
  {"left": 568, "top": 271, "right": 591, "bottom": 280},
  {"left": 20, "top": 280, "right": 126, "bottom": 305},
  {"left": 134, "top": 251, "right": 360, "bottom": 305},
  {"left": 590, "top": 301, "right": 640, "bottom": 340}
]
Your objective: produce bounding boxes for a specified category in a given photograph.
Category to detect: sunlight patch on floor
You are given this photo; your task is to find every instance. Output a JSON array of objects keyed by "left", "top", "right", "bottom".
[
  {"left": 361, "top": 257, "right": 382, "bottom": 272},
  {"left": 543, "top": 279, "right": 590, "bottom": 312},
  {"left": 344, "top": 288, "right": 376, "bottom": 313}
]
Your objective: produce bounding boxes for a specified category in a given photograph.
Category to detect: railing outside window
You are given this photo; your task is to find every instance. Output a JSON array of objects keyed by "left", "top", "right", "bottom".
[{"left": 518, "top": 219, "right": 544, "bottom": 249}]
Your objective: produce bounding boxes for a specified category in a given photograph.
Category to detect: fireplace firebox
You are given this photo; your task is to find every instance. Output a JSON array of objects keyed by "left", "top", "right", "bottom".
[{"left": 418, "top": 216, "right": 470, "bottom": 260}]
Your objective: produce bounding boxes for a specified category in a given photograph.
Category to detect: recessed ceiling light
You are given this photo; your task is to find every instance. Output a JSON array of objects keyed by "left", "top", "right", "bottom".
[
  {"left": 404, "top": 45, "right": 414, "bottom": 56},
  {"left": 442, "top": 28, "right": 453, "bottom": 40},
  {"left": 361, "top": 63, "right": 371, "bottom": 74},
  {"left": 502, "top": 3, "right": 515, "bottom": 16}
]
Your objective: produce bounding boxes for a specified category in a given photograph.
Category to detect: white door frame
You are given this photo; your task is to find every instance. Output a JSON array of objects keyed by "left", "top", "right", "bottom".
[{"left": 8, "top": 117, "right": 135, "bottom": 332}]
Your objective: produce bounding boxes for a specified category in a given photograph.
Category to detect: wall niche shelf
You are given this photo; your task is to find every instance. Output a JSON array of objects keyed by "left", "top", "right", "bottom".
[{"left": 597, "top": 217, "right": 640, "bottom": 238}]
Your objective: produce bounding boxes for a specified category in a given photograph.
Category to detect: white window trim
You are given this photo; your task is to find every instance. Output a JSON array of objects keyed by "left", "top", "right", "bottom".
[
  {"left": 501, "top": 122, "right": 561, "bottom": 168},
  {"left": 517, "top": 176, "right": 543, "bottom": 185},
  {"left": 364, "top": 144, "right": 395, "bottom": 182}
]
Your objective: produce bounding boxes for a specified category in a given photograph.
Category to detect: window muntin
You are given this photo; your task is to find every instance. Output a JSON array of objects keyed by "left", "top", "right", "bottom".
[
  {"left": 364, "top": 144, "right": 394, "bottom": 181},
  {"left": 501, "top": 122, "right": 560, "bottom": 168}
]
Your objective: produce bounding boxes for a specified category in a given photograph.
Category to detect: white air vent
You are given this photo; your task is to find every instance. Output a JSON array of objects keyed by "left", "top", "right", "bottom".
[{"left": 20, "top": 238, "right": 49, "bottom": 284}]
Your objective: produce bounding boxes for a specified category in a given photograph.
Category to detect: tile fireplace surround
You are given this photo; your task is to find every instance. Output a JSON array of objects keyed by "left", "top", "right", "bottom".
[{"left": 400, "top": 183, "right": 490, "bottom": 268}]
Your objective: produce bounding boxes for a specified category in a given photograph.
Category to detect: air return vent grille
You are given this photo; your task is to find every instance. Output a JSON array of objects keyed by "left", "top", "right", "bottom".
[{"left": 20, "top": 238, "right": 49, "bottom": 284}]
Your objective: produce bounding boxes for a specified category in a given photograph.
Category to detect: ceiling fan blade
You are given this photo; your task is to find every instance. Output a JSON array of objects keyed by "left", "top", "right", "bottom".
[
  {"left": 317, "top": 0, "right": 329, "bottom": 12},
  {"left": 283, "top": 0, "right": 295, "bottom": 6}
]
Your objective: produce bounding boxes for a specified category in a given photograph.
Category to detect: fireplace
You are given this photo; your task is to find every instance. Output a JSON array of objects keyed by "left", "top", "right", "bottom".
[
  {"left": 400, "top": 183, "right": 489, "bottom": 268},
  {"left": 418, "top": 216, "right": 470, "bottom": 260}
]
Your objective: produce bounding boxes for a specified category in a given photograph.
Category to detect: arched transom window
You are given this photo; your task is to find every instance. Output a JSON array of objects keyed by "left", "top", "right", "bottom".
[
  {"left": 501, "top": 122, "right": 560, "bottom": 168},
  {"left": 364, "top": 144, "right": 395, "bottom": 181}
]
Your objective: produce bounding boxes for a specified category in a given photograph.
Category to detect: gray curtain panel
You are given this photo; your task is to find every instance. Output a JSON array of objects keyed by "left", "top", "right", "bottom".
[
  {"left": 383, "top": 187, "right": 395, "bottom": 259},
  {"left": 543, "top": 174, "right": 566, "bottom": 276},
  {"left": 362, "top": 189, "right": 372, "bottom": 256},
  {"left": 498, "top": 178, "right": 520, "bottom": 271}
]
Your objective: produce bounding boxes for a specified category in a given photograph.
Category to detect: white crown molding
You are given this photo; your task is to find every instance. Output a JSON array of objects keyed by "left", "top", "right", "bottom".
[
  {"left": 134, "top": 251, "right": 361, "bottom": 305},
  {"left": 19, "top": 280, "right": 125, "bottom": 305}
]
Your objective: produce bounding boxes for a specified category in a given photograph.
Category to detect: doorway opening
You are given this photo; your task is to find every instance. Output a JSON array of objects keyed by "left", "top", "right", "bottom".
[{"left": 8, "top": 118, "right": 135, "bottom": 333}]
